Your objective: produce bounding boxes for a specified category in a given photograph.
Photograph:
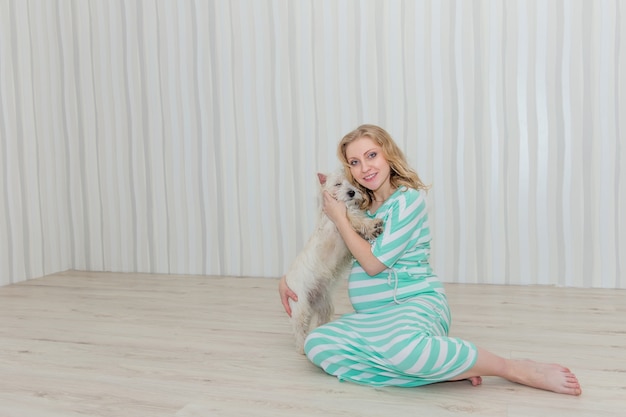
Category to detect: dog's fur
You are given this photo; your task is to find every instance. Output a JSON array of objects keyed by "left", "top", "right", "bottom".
[{"left": 285, "top": 170, "right": 383, "bottom": 354}]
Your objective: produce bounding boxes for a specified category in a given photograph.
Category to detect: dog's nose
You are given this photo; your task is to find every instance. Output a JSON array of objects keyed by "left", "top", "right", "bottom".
[{"left": 348, "top": 190, "right": 355, "bottom": 198}]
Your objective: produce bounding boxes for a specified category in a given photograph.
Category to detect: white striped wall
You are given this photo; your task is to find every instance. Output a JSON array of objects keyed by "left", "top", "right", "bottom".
[{"left": 0, "top": 0, "right": 624, "bottom": 288}]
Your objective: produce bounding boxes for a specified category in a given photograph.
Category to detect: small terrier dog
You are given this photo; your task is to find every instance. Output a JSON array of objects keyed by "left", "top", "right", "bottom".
[{"left": 285, "top": 170, "right": 383, "bottom": 353}]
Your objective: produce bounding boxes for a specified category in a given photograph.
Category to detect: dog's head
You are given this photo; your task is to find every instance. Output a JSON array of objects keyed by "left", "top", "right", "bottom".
[{"left": 317, "top": 170, "right": 364, "bottom": 209}]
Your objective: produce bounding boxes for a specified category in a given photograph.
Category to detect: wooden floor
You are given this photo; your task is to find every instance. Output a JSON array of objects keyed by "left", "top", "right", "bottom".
[{"left": 0, "top": 271, "right": 624, "bottom": 417}]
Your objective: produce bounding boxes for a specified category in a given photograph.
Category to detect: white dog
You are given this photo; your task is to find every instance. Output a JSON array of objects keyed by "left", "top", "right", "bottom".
[{"left": 285, "top": 170, "right": 383, "bottom": 354}]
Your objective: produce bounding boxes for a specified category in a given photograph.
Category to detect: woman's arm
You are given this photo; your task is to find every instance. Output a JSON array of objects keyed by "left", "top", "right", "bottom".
[{"left": 322, "top": 191, "right": 387, "bottom": 276}]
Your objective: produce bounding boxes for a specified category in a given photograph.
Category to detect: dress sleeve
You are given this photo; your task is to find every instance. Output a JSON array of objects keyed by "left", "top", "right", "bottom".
[{"left": 371, "top": 189, "right": 428, "bottom": 268}]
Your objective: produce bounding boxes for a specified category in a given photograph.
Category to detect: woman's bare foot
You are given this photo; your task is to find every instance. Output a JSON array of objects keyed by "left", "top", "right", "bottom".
[
  {"left": 451, "top": 348, "right": 582, "bottom": 395},
  {"left": 468, "top": 376, "right": 482, "bottom": 386},
  {"left": 506, "top": 359, "right": 582, "bottom": 396},
  {"left": 449, "top": 375, "right": 483, "bottom": 386}
]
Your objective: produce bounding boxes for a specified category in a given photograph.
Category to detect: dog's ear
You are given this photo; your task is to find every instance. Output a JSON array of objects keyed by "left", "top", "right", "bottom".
[{"left": 317, "top": 173, "right": 327, "bottom": 185}]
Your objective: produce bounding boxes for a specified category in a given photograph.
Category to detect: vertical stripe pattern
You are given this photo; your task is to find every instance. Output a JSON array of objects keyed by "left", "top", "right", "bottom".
[{"left": 0, "top": 0, "right": 624, "bottom": 289}]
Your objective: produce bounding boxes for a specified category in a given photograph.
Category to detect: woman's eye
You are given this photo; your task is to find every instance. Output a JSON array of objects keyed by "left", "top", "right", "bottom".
[
  {"left": 368, "top": 152, "right": 377, "bottom": 158},
  {"left": 349, "top": 160, "right": 358, "bottom": 166}
]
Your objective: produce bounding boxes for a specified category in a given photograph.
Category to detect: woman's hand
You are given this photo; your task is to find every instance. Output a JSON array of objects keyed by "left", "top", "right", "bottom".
[
  {"left": 322, "top": 191, "right": 388, "bottom": 277},
  {"left": 278, "top": 275, "right": 298, "bottom": 317},
  {"left": 322, "top": 191, "right": 348, "bottom": 224}
]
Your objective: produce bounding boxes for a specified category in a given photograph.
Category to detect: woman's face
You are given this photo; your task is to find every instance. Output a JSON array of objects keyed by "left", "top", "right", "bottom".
[{"left": 345, "top": 136, "right": 391, "bottom": 193}]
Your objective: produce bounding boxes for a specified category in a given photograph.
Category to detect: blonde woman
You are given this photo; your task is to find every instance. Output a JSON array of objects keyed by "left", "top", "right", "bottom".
[{"left": 279, "top": 124, "right": 581, "bottom": 395}]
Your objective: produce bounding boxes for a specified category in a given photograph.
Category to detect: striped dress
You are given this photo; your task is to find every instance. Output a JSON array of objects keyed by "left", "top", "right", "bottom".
[{"left": 304, "top": 187, "right": 478, "bottom": 387}]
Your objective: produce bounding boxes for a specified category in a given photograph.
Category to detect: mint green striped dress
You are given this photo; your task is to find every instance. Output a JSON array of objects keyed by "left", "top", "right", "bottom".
[{"left": 304, "top": 187, "right": 478, "bottom": 387}]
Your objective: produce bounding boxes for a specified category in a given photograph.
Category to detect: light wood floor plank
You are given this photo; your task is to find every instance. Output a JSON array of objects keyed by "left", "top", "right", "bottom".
[{"left": 0, "top": 271, "right": 624, "bottom": 416}]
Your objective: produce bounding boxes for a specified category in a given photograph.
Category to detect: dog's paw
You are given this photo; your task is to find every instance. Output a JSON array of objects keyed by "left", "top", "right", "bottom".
[
  {"left": 360, "top": 219, "right": 384, "bottom": 240},
  {"left": 371, "top": 219, "right": 384, "bottom": 238}
]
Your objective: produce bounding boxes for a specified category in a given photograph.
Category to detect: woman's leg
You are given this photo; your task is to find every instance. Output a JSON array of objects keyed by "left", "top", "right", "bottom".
[{"left": 450, "top": 347, "right": 582, "bottom": 395}]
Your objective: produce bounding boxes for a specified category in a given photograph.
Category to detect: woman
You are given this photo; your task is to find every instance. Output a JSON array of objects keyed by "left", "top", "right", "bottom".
[{"left": 278, "top": 124, "right": 581, "bottom": 395}]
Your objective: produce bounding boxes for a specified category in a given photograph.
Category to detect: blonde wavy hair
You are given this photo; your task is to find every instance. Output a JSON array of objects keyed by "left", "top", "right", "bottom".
[{"left": 337, "top": 124, "right": 429, "bottom": 209}]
